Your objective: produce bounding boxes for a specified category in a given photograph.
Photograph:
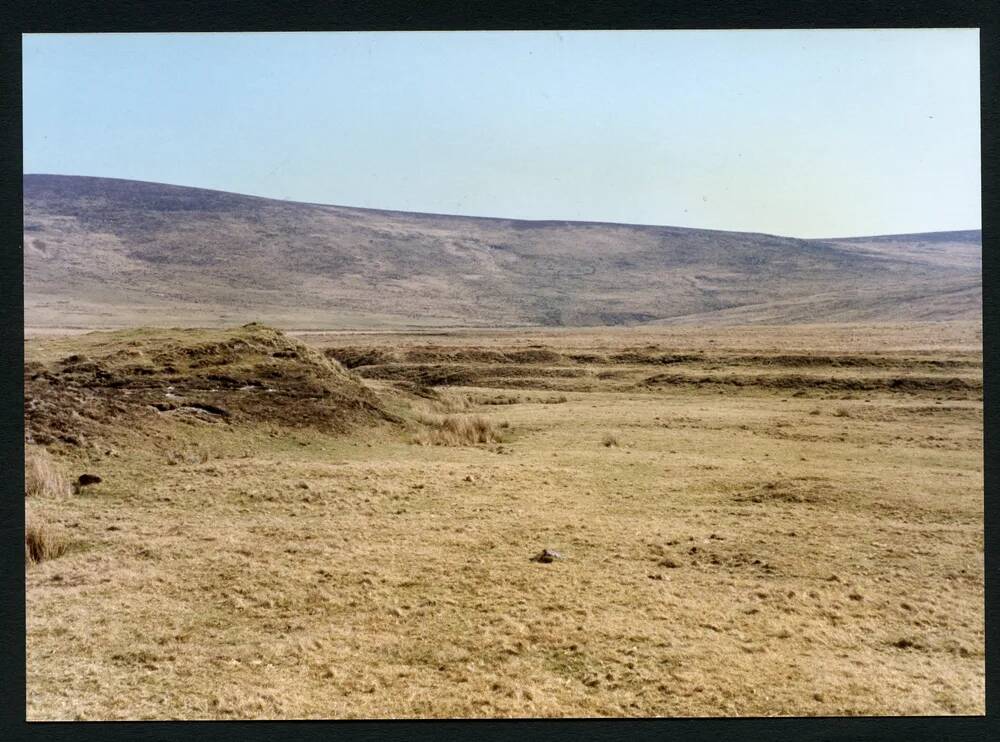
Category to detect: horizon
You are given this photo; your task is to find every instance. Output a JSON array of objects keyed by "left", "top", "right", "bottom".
[
  {"left": 23, "top": 31, "right": 981, "bottom": 238},
  {"left": 22, "top": 171, "right": 982, "bottom": 242}
]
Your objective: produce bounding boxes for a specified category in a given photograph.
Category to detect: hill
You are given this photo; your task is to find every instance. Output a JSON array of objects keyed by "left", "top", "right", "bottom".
[{"left": 23, "top": 174, "right": 981, "bottom": 329}]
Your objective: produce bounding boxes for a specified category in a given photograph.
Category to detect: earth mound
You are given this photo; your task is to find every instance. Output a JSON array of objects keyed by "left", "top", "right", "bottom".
[{"left": 25, "top": 323, "right": 399, "bottom": 450}]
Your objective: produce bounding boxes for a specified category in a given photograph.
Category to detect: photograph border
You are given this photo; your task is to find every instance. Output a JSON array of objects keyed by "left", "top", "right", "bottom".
[{"left": 1, "top": 2, "right": 995, "bottom": 740}]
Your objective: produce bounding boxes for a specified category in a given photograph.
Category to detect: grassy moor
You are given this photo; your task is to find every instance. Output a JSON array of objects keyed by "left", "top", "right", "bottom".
[
  {"left": 24, "top": 321, "right": 983, "bottom": 718},
  {"left": 23, "top": 176, "right": 981, "bottom": 331}
]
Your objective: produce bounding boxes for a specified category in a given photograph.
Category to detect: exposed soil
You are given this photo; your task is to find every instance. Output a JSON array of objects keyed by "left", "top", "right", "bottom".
[{"left": 24, "top": 324, "right": 401, "bottom": 452}]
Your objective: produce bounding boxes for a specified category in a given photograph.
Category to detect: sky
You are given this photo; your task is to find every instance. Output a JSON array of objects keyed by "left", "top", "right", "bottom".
[{"left": 22, "top": 30, "right": 981, "bottom": 238}]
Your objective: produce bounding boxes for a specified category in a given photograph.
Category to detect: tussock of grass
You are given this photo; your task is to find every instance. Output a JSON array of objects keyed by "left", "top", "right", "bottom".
[
  {"left": 466, "top": 393, "right": 567, "bottom": 407},
  {"left": 25, "top": 509, "right": 68, "bottom": 565},
  {"left": 472, "top": 393, "right": 522, "bottom": 406},
  {"left": 25, "top": 446, "right": 70, "bottom": 498},
  {"left": 411, "top": 414, "right": 509, "bottom": 446},
  {"left": 166, "top": 448, "right": 210, "bottom": 466}
]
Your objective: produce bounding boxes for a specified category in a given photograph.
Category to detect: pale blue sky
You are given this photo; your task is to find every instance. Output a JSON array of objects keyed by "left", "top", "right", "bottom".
[{"left": 23, "top": 30, "right": 980, "bottom": 238}]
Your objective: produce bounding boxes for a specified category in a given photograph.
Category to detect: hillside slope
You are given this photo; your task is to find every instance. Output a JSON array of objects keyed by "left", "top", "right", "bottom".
[{"left": 23, "top": 175, "right": 981, "bottom": 328}]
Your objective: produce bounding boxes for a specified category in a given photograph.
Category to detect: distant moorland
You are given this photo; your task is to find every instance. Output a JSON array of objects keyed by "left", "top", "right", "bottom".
[{"left": 24, "top": 175, "right": 981, "bottom": 330}]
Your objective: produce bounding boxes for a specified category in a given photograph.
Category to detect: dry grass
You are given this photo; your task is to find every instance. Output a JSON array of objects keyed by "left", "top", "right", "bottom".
[
  {"left": 25, "top": 509, "right": 68, "bottom": 565},
  {"left": 25, "top": 322, "right": 983, "bottom": 719},
  {"left": 165, "top": 448, "right": 210, "bottom": 466},
  {"left": 471, "top": 393, "right": 522, "bottom": 406},
  {"left": 24, "top": 445, "right": 70, "bottom": 498},
  {"left": 411, "top": 414, "right": 509, "bottom": 446}
]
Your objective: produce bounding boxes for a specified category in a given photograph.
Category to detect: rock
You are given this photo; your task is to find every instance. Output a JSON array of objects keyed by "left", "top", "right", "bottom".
[
  {"left": 464, "top": 474, "right": 476, "bottom": 482},
  {"left": 532, "top": 548, "right": 562, "bottom": 563},
  {"left": 660, "top": 558, "right": 681, "bottom": 568},
  {"left": 77, "top": 473, "right": 102, "bottom": 487},
  {"left": 297, "top": 482, "right": 310, "bottom": 490}
]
